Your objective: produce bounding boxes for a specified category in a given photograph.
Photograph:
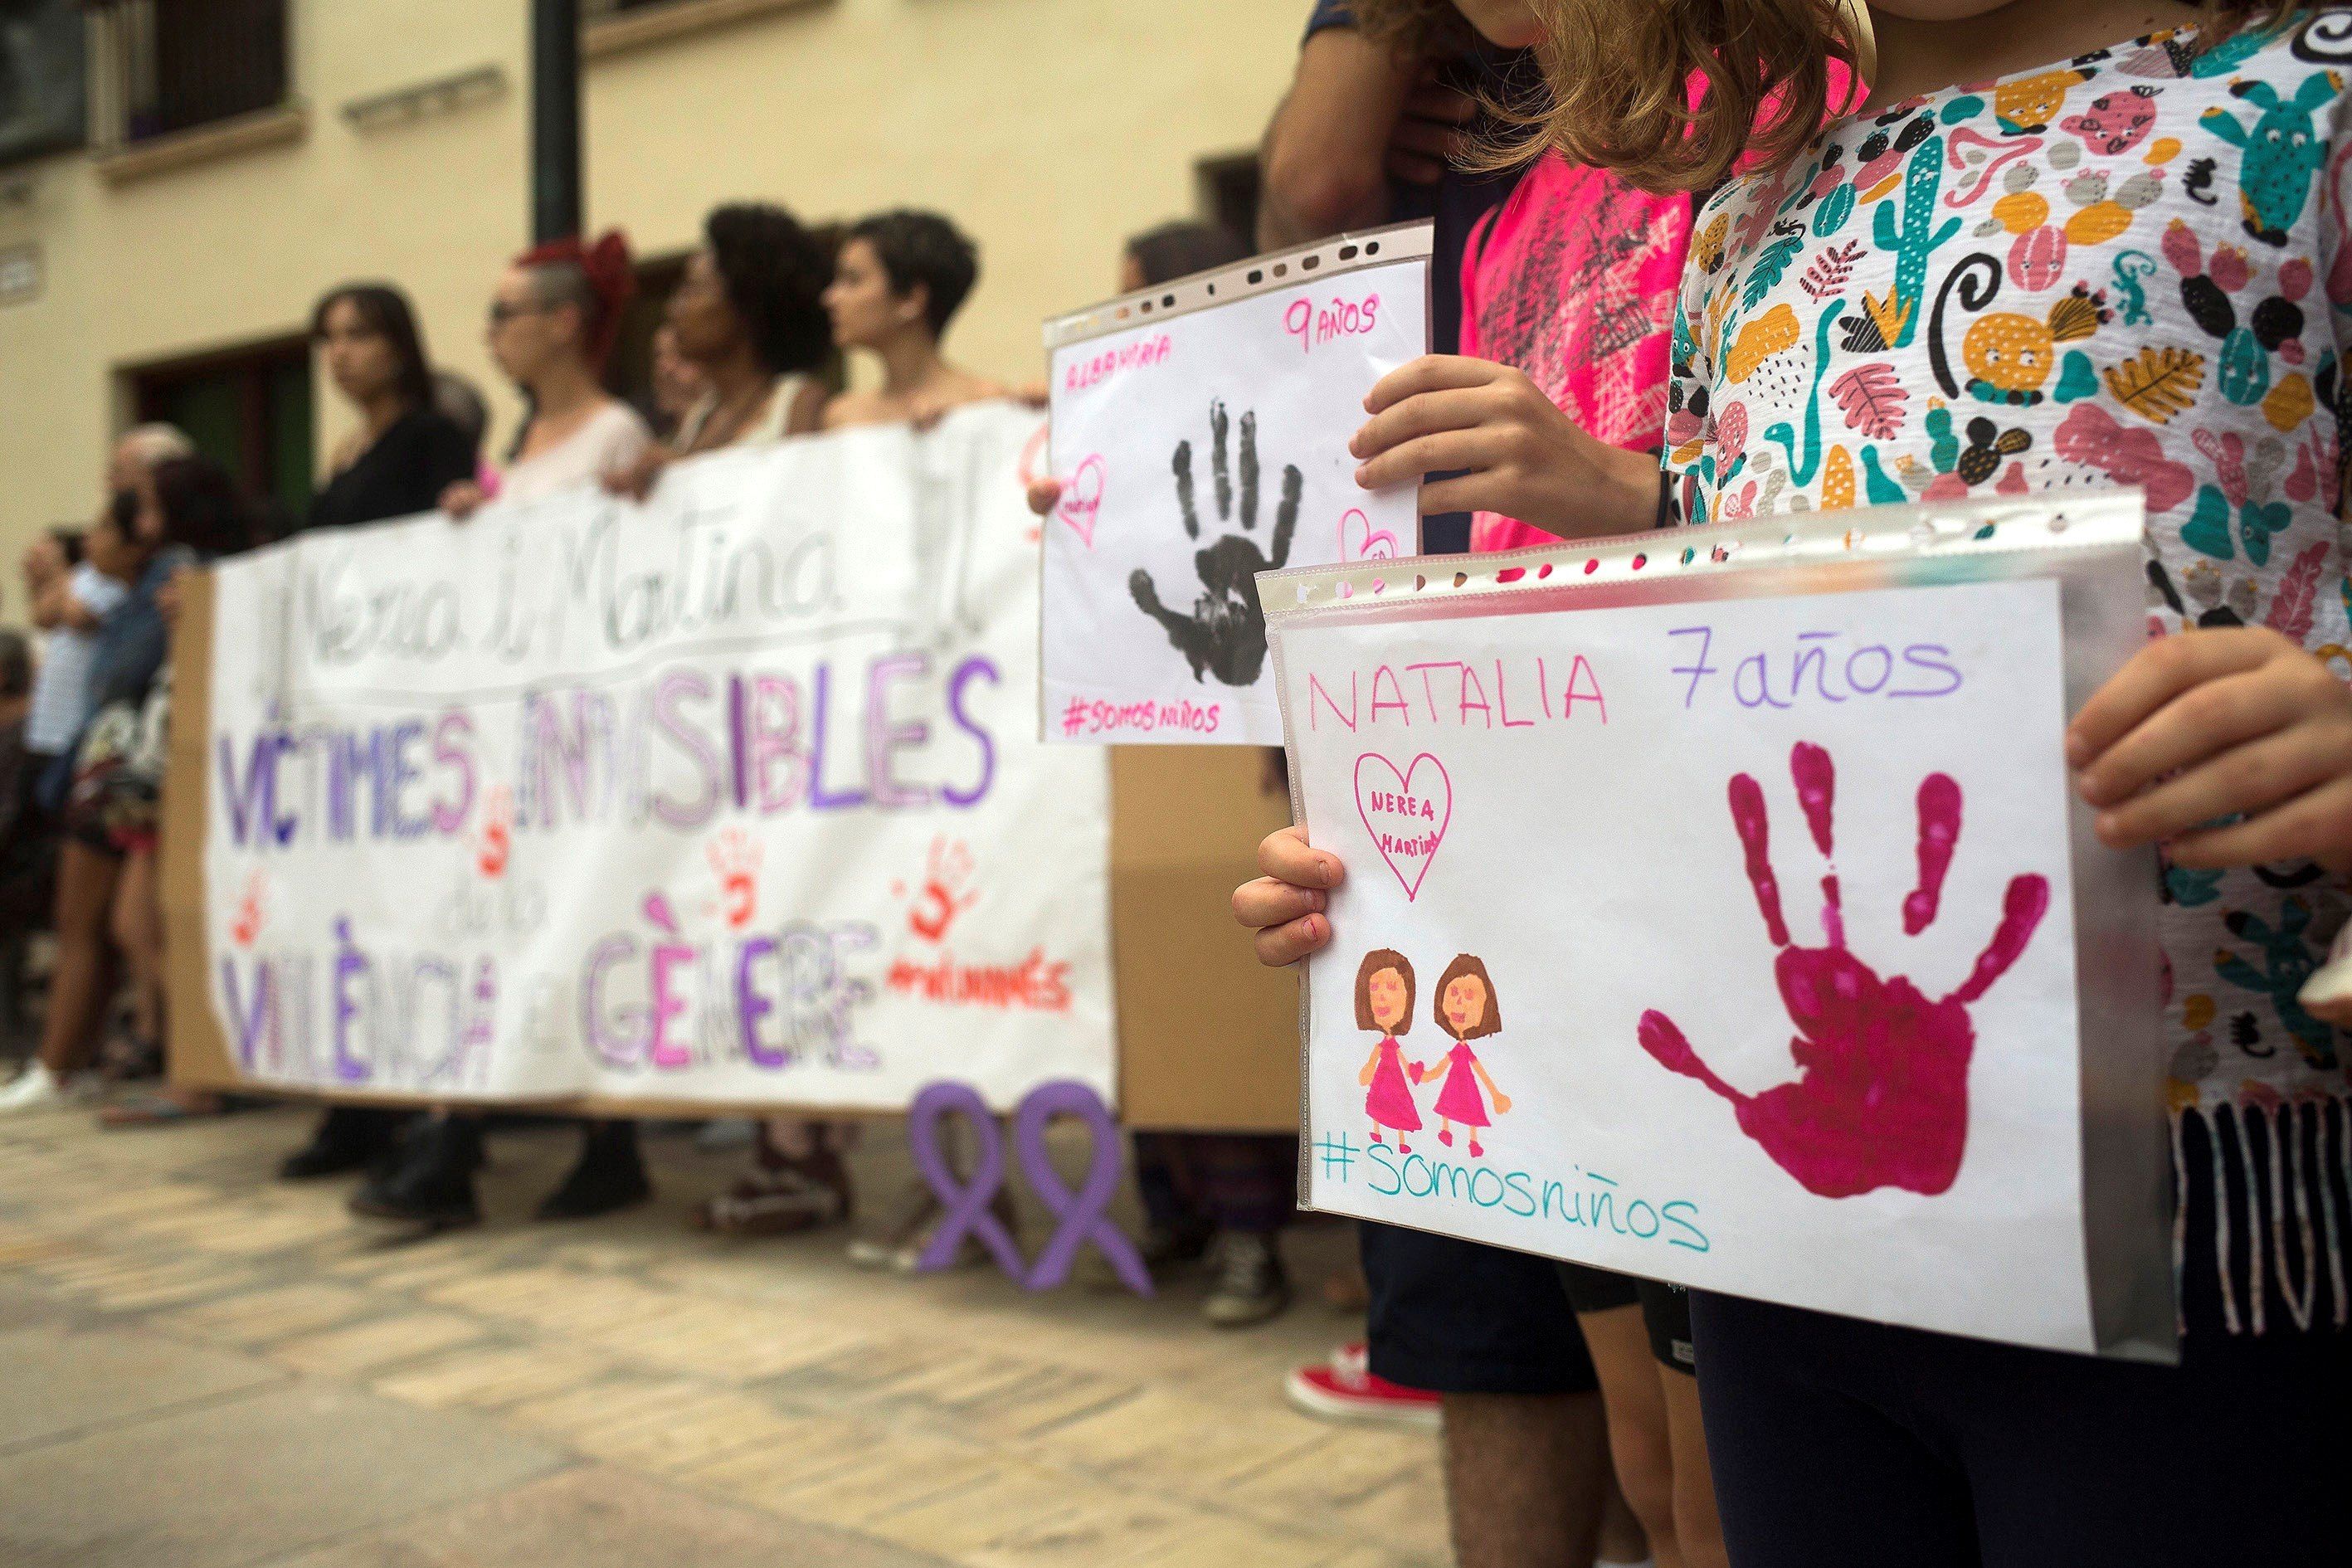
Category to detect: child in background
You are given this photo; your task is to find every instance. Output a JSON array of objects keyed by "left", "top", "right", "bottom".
[
  {"left": 21, "top": 525, "right": 127, "bottom": 811},
  {"left": 1108, "top": 221, "right": 1313, "bottom": 1327},
  {"left": 1249, "top": 2, "right": 2352, "bottom": 1561},
  {"left": 1321, "top": 5, "right": 1730, "bottom": 1558}
]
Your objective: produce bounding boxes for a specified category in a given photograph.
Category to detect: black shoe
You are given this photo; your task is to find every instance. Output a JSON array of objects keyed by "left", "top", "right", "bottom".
[
  {"left": 1139, "top": 1216, "right": 1215, "bottom": 1272},
  {"left": 533, "top": 1121, "right": 651, "bottom": 1221},
  {"left": 279, "top": 1106, "right": 406, "bottom": 1181},
  {"left": 348, "top": 1116, "right": 483, "bottom": 1230}
]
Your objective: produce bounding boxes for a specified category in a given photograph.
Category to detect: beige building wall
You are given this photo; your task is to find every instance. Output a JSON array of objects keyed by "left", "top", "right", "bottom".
[{"left": 0, "top": 0, "right": 1296, "bottom": 567}]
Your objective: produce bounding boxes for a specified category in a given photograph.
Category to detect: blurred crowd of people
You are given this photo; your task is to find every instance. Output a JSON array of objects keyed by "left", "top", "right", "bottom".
[
  {"left": 0, "top": 191, "right": 1322, "bottom": 1317},
  {"left": 16, "top": 0, "right": 2352, "bottom": 1565},
  {"left": 3, "top": 3, "right": 1678, "bottom": 1563}
]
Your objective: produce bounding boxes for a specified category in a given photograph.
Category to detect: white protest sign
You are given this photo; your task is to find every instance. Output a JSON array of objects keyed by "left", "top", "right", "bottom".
[
  {"left": 1040, "top": 226, "right": 1430, "bottom": 746},
  {"left": 198, "top": 404, "right": 1114, "bottom": 1113},
  {"left": 1265, "top": 494, "right": 2171, "bottom": 1358}
]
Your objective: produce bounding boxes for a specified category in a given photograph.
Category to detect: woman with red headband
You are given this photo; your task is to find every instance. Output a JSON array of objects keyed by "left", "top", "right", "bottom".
[
  {"left": 351, "top": 235, "right": 657, "bottom": 1234},
  {"left": 443, "top": 231, "right": 653, "bottom": 517}
]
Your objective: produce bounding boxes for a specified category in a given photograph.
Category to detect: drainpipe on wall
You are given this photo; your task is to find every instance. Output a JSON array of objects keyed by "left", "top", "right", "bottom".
[{"left": 530, "top": 0, "right": 582, "bottom": 244}]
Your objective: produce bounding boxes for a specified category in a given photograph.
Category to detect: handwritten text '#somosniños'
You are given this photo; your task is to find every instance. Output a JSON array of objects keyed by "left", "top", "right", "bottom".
[{"left": 216, "top": 652, "right": 1000, "bottom": 852}]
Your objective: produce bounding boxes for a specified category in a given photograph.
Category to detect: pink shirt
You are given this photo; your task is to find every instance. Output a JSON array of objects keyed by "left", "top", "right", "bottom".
[{"left": 1457, "top": 157, "right": 1695, "bottom": 553}]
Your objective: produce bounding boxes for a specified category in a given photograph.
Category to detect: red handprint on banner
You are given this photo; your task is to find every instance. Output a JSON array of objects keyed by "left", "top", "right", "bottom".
[
  {"left": 231, "top": 869, "right": 267, "bottom": 947},
  {"left": 707, "top": 829, "right": 762, "bottom": 929},
  {"left": 902, "top": 836, "right": 980, "bottom": 944},
  {"left": 475, "top": 786, "right": 513, "bottom": 879},
  {"left": 1636, "top": 743, "right": 2050, "bottom": 1199}
]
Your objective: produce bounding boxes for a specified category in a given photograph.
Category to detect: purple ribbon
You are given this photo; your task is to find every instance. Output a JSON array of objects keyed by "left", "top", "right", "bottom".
[
  {"left": 1014, "top": 1079, "right": 1152, "bottom": 1296},
  {"left": 906, "top": 1081, "right": 1026, "bottom": 1278},
  {"left": 903, "top": 1079, "right": 1151, "bottom": 1297}
]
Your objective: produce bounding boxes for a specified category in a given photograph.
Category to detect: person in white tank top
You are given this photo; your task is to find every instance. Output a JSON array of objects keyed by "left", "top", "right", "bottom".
[
  {"left": 443, "top": 231, "right": 654, "bottom": 517},
  {"left": 605, "top": 203, "right": 837, "bottom": 505},
  {"left": 362, "top": 234, "right": 660, "bottom": 1230},
  {"left": 820, "top": 209, "right": 1007, "bottom": 430}
]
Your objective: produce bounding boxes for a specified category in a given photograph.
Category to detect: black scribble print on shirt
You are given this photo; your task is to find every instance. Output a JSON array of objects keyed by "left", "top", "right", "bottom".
[
  {"left": 1472, "top": 190, "right": 1683, "bottom": 446},
  {"left": 1130, "top": 400, "right": 1300, "bottom": 686}
]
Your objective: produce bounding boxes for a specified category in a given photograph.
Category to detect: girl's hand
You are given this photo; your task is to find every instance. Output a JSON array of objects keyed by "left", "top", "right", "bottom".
[
  {"left": 440, "top": 480, "right": 485, "bottom": 520},
  {"left": 1358, "top": 1062, "right": 1377, "bottom": 1086},
  {"left": 1026, "top": 476, "right": 1062, "bottom": 518},
  {"left": 1232, "top": 825, "right": 1342, "bottom": 967},
  {"left": 1491, "top": 1092, "right": 1512, "bottom": 1115},
  {"left": 2068, "top": 627, "right": 2352, "bottom": 873},
  {"left": 1350, "top": 355, "right": 1660, "bottom": 536}
]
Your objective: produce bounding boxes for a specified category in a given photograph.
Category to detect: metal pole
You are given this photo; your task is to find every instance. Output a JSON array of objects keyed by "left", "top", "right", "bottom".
[{"left": 529, "top": 0, "right": 581, "bottom": 244}]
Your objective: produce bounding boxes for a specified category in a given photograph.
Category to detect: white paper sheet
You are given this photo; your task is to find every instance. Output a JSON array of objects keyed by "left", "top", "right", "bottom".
[
  {"left": 1041, "top": 230, "right": 1430, "bottom": 745},
  {"left": 1270, "top": 500, "right": 2162, "bottom": 1355},
  {"left": 202, "top": 404, "right": 1114, "bottom": 1112}
]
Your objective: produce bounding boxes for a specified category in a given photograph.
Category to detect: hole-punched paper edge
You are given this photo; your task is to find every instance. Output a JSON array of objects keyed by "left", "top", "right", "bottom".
[
  {"left": 1041, "top": 221, "right": 1437, "bottom": 349},
  {"left": 1258, "top": 489, "right": 2149, "bottom": 621}
]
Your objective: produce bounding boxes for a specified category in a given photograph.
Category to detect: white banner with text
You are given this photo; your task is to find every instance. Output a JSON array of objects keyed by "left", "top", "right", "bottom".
[{"left": 199, "top": 404, "right": 1115, "bottom": 1112}]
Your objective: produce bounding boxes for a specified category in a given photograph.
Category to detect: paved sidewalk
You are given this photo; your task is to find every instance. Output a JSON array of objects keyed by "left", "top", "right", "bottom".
[{"left": 0, "top": 1103, "right": 1445, "bottom": 1568}]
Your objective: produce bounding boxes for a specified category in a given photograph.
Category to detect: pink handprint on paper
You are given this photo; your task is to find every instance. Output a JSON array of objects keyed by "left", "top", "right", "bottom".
[{"left": 1637, "top": 743, "right": 2050, "bottom": 1199}]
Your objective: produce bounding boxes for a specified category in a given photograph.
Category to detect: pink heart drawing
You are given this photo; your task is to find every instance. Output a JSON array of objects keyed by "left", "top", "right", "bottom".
[
  {"left": 1354, "top": 751, "right": 1452, "bottom": 902},
  {"left": 1058, "top": 455, "right": 1107, "bottom": 548},
  {"left": 1340, "top": 507, "right": 1400, "bottom": 563}
]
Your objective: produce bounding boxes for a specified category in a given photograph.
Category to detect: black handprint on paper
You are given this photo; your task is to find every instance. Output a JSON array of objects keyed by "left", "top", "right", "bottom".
[{"left": 1130, "top": 400, "right": 1301, "bottom": 686}]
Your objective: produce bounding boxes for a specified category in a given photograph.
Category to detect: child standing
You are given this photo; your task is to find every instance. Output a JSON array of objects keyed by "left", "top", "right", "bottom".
[{"left": 1260, "top": 2, "right": 2352, "bottom": 1561}]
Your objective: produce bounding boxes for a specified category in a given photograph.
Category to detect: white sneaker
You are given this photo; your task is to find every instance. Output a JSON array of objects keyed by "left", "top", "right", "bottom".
[{"left": 0, "top": 1062, "right": 100, "bottom": 1114}]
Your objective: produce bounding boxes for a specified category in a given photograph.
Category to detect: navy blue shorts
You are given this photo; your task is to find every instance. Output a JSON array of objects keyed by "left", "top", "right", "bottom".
[
  {"left": 1692, "top": 1108, "right": 2352, "bottom": 1566},
  {"left": 1361, "top": 1221, "right": 1600, "bottom": 1395}
]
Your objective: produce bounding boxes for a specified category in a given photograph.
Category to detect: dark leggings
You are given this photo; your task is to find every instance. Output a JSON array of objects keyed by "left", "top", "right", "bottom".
[
  {"left": 1692, "top": 1111, "right": 2352, "bottom": 1566},
  {"left": 1132, "top": 1132, "right": 1297, "bottom": 1235}
]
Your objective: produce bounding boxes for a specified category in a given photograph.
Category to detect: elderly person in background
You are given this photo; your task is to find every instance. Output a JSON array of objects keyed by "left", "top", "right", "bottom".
[{"left": 2, "top": 454, "right": 256, "bottom": 1113}]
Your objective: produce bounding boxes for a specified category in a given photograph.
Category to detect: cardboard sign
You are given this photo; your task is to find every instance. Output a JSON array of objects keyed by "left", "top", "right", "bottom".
[
  {"left": 1264, "top": 493, "right": 2173, "bottom": 1359},
  {"left": 1040, "top": 225, "right": 1431, "bottom": 747},
  {"left": 173, "top": 406, "right": 1114, "bottom": 1113}
]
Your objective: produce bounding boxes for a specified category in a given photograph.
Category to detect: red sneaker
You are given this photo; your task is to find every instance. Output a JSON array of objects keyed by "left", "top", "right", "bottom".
[{"left": 1284, "top": 1342, "right": 1441, "bottom": 1429}]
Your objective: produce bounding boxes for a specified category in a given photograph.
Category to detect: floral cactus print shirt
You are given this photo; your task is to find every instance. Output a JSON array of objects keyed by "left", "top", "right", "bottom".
[{"left": 1664, "top": 12, "right": 2352, "bottom": 1332}]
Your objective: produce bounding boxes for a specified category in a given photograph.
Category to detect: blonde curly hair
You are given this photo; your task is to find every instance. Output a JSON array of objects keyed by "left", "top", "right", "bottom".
[{"left": 1494, "top": 2, "right": 2317, "bottom": 194}]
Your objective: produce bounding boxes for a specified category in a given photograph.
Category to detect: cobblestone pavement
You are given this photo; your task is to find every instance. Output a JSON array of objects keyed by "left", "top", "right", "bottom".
[{"left": 0, "top": 1103, "right": 1445, "bottom": 1568}]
